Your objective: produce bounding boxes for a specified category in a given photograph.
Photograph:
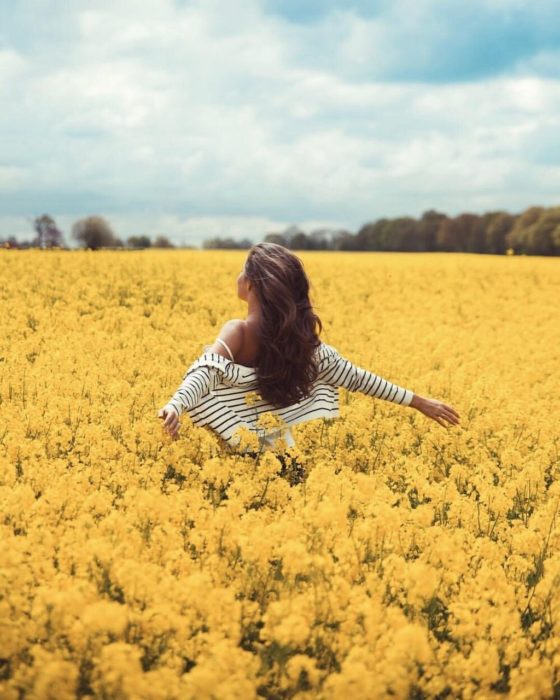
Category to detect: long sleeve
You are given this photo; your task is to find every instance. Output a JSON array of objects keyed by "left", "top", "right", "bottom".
[
  {"left": 166, "top": 366, "right": 221, "bottom": 416},
  {"left": 320, "top": 345, "right": 414, "bottom": 407}
]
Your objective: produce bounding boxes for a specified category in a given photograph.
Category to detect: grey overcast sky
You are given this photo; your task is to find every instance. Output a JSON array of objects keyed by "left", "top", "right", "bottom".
[{"left": 1, "top": 0, "right": 560, "bottom": 247}]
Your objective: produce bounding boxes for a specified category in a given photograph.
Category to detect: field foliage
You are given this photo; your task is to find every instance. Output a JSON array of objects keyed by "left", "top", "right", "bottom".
[{"left": 1, "top": 250, "right": 559, "bottom": 699}]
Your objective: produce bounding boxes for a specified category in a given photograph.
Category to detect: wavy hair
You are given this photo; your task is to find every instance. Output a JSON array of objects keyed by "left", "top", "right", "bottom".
[{"left": 244, "top": 242, "right": 323, "bottom": 408}]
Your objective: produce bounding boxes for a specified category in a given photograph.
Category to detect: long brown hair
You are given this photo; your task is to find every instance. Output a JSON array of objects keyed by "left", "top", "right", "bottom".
[{"left": 244, "top": 242, "right": 323, "bottom": 408}]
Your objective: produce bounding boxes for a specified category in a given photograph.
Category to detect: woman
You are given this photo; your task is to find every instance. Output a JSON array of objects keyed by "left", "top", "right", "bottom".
[{"left": 158, "top": 243, "right": 460, "bottom": 455}]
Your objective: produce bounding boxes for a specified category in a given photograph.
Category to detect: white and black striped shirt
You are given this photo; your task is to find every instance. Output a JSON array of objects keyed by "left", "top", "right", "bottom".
[{"left": 166, "top": 342, "right": 415, "bottom": 453}]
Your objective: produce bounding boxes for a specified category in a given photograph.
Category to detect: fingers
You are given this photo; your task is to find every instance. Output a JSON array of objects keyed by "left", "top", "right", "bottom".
[
  {"left": 423, "top": 402, "right": 458, "bottom": 428},
  {"left": 432, "top": 401, "right": 460, "bottom": 427},
  {"left": 163, "top": 409, "right": 177, "bottom": 427},
  {"left": 424, "top": 399, "right": 461, "bottom": 424},
  {"left": 433, "top": 409, "right": 459, "bottom": 428},
  {"left": 164, "top": 421, "right": 179, "bottom": 437},
  {"left": 441, "top": 408, "right": 460, "bottom": 425},
  {"left": 444, "top": 404, "right": 461, "bottom": 421},
  {"left": 158, "top": 407, "right": 180, "bottom": 437},
  {"left": 165, "top": 416, "right": 178, "bottom": 432}
]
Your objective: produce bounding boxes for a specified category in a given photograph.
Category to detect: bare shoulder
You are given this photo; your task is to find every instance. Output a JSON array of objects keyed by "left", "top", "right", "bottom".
[
  {"left": 222, "top": 318, "right": 245, "bottom": 331},
  {"left": 221, "top": 318, "right": 246, "bottom": 342},
  {"left": 207, "top": 318, "right": 245, "bottom": 361}
]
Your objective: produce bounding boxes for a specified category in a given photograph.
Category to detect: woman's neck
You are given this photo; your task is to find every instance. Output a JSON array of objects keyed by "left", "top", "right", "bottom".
[{"left": 246, "top": 297, "right": 261, "bottom": 321}]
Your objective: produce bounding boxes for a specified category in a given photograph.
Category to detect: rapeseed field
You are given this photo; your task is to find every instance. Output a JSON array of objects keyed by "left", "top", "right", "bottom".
[{"left": 1, "top": 249, "right": 559, "bottom": 699}]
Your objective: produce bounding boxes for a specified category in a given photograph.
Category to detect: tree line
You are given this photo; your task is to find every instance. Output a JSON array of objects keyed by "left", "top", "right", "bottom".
[
  {"left": 1, "top": 215, "right": 178, "bottom": 250},
  {"left": 2, "top": 205, "right": 559, "bottom": 255},
  {"left": 204, "top": 205, "right": 560, "bottom": 256}
]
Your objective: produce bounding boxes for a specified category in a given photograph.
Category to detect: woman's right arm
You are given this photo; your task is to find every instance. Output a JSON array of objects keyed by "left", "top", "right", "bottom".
[
  {"left": 165, "top": 366, "right": 220, "bottom": 416},
  {"left": 159, "top": 366, "right": 221, "bottom": 438}
]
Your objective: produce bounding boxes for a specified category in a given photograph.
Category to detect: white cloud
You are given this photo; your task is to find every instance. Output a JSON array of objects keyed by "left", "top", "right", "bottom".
[
  {"left": 0, "top": 48, "right": 29, "bottom": 84},
  {"left": 0, "top": 166, "right": 30, "bottom": 190},
  {"left": 1, "top": 0, "right": 560, "bottom": 245}
]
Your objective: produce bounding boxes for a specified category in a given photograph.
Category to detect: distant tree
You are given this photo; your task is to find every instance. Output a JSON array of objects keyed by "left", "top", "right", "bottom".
[
  {"left": 127, "top": 235, "right": 152, "bottom": 248},
  {"left": 437, "top": 213, "right": 481, "bottom": 252},
  {"left": 506, "top": 206, "right": 545, "bottom": 254},
  {"left": 354, "top": 223, "right": 370, "bottom": 250},
  {"left": 550, "top": 208, "right": 560, "bottom": 253},
  {"left": 356, "top": 218, "right": 390, "bottom": 250},
  {"left": 331, "top": 230, "right": 357, "bottom": 251},
  {"left": 307, "top": 229, "right": 332, "bottom": 250},
  {"left": 203, "top": 237, "right": 223, "bottom": 249},
  {"left": 32, "top": 214, "right": 64, "bottom": 249},
  {"left": 523, "top": 207, "right": 560, "bottom": 255},
  {"left": 281, "top": 225, "right": 307, "bottom": 248},
  {"left": 436, "top": 217, "right": 455, "bottom": 252},
  {"left": 464, "top": 214, "right": 486, "bottom": 253},
  {"left": 418, "top": 210, "right": 447, "bottom": 251},
  {"left": 263, "top": 233, "right": 287, "bottom": 246},
  {"left": 71, "top": 216, "right": 118, "bottom": 250},
  {"left": 484, "top": 211, "right": 515, "bottom": 254},
  {"left": 1, "top": 235, "right": 19, "bottom": 249},
  {"left": 382, "top": 217, "right": 419, "bottom": 251},
  {"left": 153, "top": 235, "right": 175, "bottom": 248},
  {"left": 289, "top": 231, "right": 311, "bottom": 249},
  {"left": 202, "top": 237, "right": 252, "bottom": 249}
]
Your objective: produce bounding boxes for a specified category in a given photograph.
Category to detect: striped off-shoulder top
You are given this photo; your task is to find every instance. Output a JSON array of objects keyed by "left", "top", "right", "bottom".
[{"left": 164, "top": 340, "right": 415, "bottom": 454}]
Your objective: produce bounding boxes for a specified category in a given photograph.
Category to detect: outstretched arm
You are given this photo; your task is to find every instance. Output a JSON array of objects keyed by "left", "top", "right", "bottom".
[
  {"left": 321, "top": 344, "right": 460, "bottom": 428},
  {"left": 321, "top": 345, "right": 414, "bottom": 406}
]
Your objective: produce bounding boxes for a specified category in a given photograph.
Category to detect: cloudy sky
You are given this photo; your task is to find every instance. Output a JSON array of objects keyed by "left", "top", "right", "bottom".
[{"left": 1, "top": 0, "right": 560, "bottom": 247}]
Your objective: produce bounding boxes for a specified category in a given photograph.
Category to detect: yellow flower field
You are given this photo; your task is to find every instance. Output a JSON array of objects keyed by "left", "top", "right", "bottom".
[{"left": 1, "top": 249, "right": 559, "bottom": 699}]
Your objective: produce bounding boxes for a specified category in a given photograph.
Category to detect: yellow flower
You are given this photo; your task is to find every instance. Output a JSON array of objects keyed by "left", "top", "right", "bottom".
[
  {"left": 231, "top": 424, "right": 260, "bottom": 452},
  {"left": 284, "top": 654, "right": 321, "bottom": 688},
  {"left": 3, "top": 249, "right": 559, "bottom": 699},
  {"left": 81, "top": 600, "right": 128, "bottom": 636},
  {"left": 256, "top": 411, "right": 286, "bottom": 432},
  {"left": 244, "top": 390, "right": 262, "bottom": 406},
  {"left": 32, "top": 657, "right": 79, "bottom": 700}
]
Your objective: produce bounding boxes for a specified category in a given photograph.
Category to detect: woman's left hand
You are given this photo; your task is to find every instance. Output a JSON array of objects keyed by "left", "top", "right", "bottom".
[
  {"left": 158, "top": 404, "right": 180, "bottom": 438},
  {"left": 410, "top": 394, "right": 460, "bottom": 428}
]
